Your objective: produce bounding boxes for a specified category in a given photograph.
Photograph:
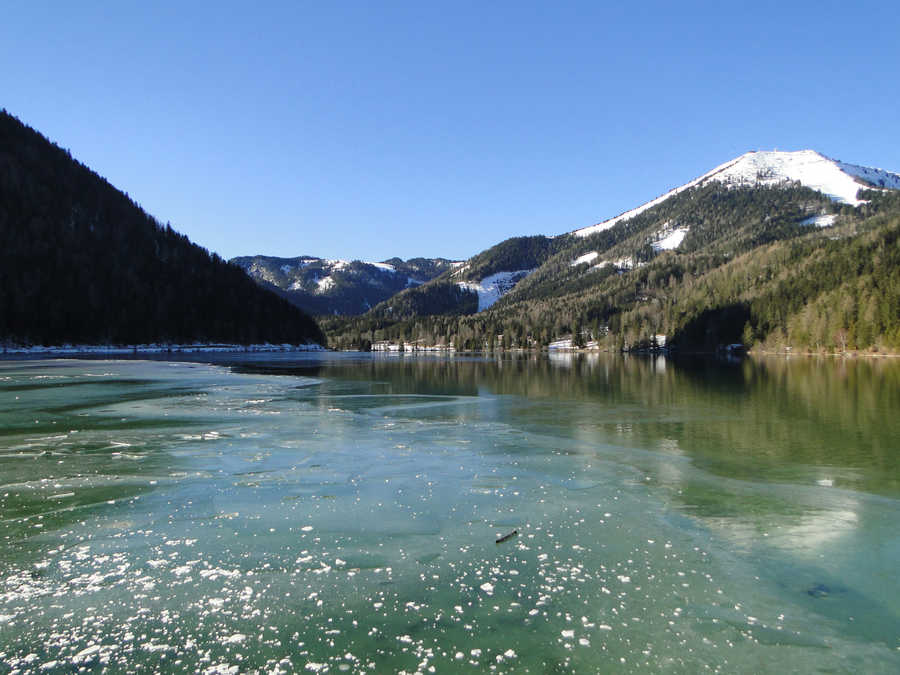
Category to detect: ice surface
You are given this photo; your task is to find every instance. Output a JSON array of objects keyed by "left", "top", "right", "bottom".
[{"left": 1, "top": 357, "right": 898, "bottom": 673}]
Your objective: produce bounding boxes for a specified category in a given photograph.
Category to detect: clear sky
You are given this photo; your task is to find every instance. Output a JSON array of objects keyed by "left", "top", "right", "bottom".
[{"left": 2, "top": 1, "right": 898, "bottom": 262}]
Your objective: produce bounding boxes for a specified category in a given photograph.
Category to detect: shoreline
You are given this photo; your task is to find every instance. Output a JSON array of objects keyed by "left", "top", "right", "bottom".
[{"left": 0, "top": 342, "right": 326, "bottom": 357}]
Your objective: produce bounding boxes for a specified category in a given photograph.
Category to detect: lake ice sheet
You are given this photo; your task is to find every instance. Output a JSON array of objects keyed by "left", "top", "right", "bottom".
[{"left": 0, "top": 355, "right": 898, "bottom": 673}]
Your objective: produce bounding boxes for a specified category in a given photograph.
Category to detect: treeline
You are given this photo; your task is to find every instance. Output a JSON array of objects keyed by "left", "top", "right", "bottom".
[
  {"left": 0, "top": 110, "right": 324, "bottom": 346},
  {"left": 458, "top": 234, "right": 570, "bottom": 281}
]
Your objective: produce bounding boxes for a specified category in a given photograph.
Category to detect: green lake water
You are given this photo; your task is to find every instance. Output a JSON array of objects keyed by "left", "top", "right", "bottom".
[{"left": 0, "top": 353, "right": 898, "bottom": 673}]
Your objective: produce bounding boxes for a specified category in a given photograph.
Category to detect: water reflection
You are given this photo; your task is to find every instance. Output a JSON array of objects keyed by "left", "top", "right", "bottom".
[{"left": 224, "top": 352, "right": 900, "bottom": 496}]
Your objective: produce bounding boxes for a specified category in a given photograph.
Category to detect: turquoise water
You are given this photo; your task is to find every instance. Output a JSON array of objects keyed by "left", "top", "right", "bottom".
[{"left": 0, "top": 353, "right": 898, "bottom": 673}]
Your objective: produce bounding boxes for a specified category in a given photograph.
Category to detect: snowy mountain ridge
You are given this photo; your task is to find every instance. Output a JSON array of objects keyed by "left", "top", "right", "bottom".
[
  {"left": 232, "top": 254, "right": 459, "bottom": 316},
  {"left": 574, "top": 150, "right": 900, "bottom": 238}
]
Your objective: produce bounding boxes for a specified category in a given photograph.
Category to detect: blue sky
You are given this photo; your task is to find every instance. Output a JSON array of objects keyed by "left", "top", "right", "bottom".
[{"left": 2, "top": 1, "right": 898, "bottom": 262}]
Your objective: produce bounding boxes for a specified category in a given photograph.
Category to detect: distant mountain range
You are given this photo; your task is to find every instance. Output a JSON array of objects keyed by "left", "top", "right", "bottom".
[
  {"left": 241, "top": 150, "right": 900, "bottom": 322},
  {"left": 231, "top": 255, "right": 457, "bottom": 315}
]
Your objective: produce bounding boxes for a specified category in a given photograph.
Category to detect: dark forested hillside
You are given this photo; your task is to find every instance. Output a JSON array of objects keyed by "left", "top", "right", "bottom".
[{"left": 0, "top": 110, "right": 324, "bottom": 346}]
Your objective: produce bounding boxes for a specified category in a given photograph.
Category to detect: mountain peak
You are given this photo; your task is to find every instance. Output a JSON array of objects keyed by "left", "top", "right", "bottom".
[{"left": 574, "top": 150, "right": 900, "bottom": 238}]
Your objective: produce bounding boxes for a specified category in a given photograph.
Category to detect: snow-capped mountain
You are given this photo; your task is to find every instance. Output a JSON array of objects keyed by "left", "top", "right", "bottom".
[
  {"left": 574, "top": 150, "right": 900, "bottom": 238},
  {"left": 232, "top": 255, "right": 457, "bottom": 316}
]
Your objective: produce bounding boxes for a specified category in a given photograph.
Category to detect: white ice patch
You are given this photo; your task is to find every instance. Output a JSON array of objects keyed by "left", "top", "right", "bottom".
[
  {"left": 651, "top": 226, "right": 689, "bottom": 251},
  {"left": 800, "top": 214, "right": 837, "bottom": 228},
  {"left": 570, "top": 251, "right": 599, "bottom": 267},
  {"left": 457, "top": 270, "right": 533, "bottom": 311}
]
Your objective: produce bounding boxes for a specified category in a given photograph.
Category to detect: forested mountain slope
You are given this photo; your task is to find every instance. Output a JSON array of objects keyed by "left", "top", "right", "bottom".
[{"left": 0, "top": 110, "right": 324, "bottom": 346}]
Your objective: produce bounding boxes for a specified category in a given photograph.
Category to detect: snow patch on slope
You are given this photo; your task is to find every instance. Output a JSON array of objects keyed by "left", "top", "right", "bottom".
[
  {"left": 451, "top": 262, "right": 469, "bottom": 278},
  {"left": 570, "top": 251, "right": 599, "bottom": 267},
  {"left": 651, "top": 226, "right": 689, "bottom": 251},
  {"left": 315, "top": 276, "right": 335, "bottom": 293},
  {"left": 573, "top": 150, "right": 900, "bottom": 238},
  {"left": 800, "top": 214, "right": 837, "bottom": 228},
  {"left": 457, "top": 270, "right": 533, "bottom": 311},
  {"left": 368, "top": 262, "right": 396, "bottom": 273}
]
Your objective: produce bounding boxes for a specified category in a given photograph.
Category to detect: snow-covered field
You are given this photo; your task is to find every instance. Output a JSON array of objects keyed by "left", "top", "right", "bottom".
[
  {"left": 457, "top": 270, "right": 534, "bottom": 311},
  {"left": 574, "top": 150, "right": 900, "bottom": 238}
]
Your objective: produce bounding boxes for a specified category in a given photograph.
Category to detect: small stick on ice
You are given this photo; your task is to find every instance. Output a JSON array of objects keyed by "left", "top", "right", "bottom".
[{"left": 495, "top": 529, "right": 518, "bottom": 544}]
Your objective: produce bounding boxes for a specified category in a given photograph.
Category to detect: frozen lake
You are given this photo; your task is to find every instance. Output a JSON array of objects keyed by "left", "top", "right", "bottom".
[{"left": 1, "top": 353, "right": 898, "bottom": 672}]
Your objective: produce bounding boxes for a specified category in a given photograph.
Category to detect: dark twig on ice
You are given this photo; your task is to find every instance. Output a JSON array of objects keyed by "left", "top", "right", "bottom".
[{"left": 495, "top": 529, "right": 518, "bottom": 544}]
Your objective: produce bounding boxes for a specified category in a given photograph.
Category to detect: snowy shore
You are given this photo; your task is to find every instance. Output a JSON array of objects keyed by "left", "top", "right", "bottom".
[{"left": 0, "top": 342, "right": 326, "bottom": 356}]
